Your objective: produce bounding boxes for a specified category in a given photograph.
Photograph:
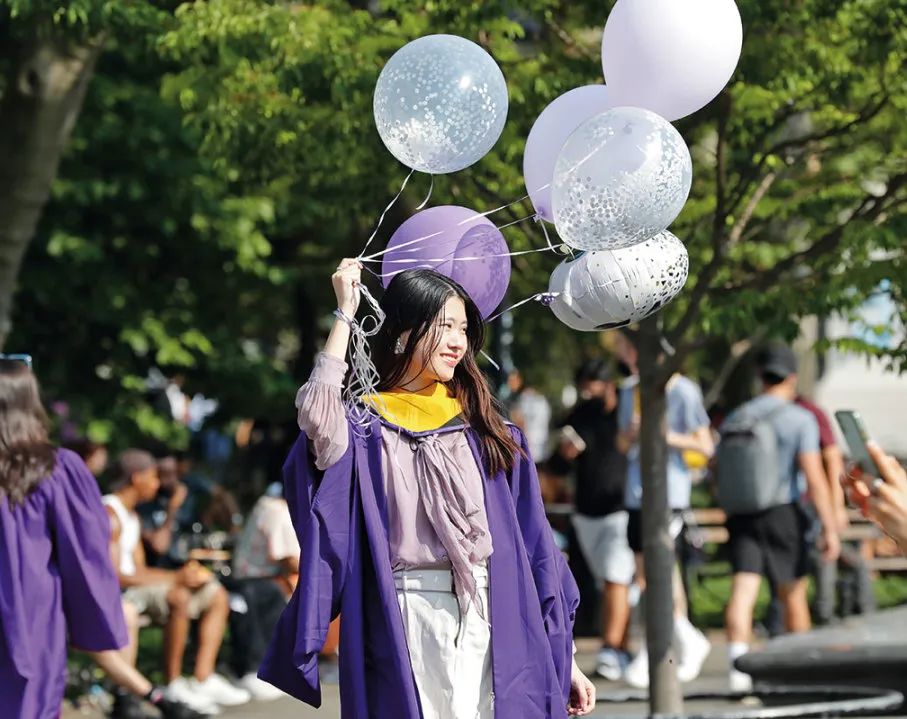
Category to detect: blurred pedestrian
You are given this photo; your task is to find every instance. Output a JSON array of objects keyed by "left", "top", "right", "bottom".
[
  {"left": 228, "top": 482, "right": 300, "bottom": 701},
  {"left": 506, "top": 369, "right": 552, "bottom": 464},
  {"left": 614, "top": 330, "right": 715, "bottom": 688},
  {"left": 716, "top": 344, "right": 841, "bottom": 691},
  {"left": 0, "top": 355, "right": 127, "bottom": 718},
  {"left": 139, "top": 454, "right": 189, "bottom": 567},
  {"left": 551, "top": 359, "right": 634, "bottom": 681}
]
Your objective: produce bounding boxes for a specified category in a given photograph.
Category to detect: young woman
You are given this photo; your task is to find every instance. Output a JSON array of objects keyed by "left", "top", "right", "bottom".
[
  {"left": 0, "top": 357, "right": 128, "bottom": 718},
  {"left": 260, "top": 261, "right": 595, "bottom": 718}
]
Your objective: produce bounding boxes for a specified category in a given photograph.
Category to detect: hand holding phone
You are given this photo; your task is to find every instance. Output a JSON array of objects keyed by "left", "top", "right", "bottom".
[
  {"left": 558, "top": 425, "right": 587, "bottom": 461},
  {"left": 834, "top": 410, "right": 885, "bottom": 477}
]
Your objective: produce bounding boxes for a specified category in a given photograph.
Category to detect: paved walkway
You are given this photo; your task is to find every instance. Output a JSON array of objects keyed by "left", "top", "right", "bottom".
[{"left": 64, "top": 634, "right": 742, "bottom": 718}]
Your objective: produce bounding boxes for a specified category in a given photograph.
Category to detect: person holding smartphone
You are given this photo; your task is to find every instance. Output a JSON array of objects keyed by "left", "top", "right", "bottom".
[{"left": 550, "top": 359, "right": 634, "bottom": 682}]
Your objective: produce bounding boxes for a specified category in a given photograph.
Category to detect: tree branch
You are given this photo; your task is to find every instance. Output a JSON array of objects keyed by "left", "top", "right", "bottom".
[
  {"left": 718, "top": 171, "right": 907, "bottom": 294},
  {"left": 544, "top": 19, "right": 598, "bottom": 61},
  {"left": 666, "top": 96, "right": 730, "bottom": 346},
  {"left": 726, "top": 94, "right": 889, "bottom": 215},
  {"left": 702, "top": 329, "right": 768, "bottom": 409},
  {"left": 727, "top": 170, "right": 778, "bottom": 246}
]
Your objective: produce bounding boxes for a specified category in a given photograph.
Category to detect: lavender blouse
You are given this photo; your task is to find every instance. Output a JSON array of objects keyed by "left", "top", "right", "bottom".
[{"left": 295, "top": 354, "right": 493, "bottom": 583}]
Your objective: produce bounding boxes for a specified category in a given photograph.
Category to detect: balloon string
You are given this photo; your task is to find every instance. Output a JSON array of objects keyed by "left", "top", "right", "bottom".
[
  {"left": 359, "top": 193, "right": 533, "bottom": 262},
  {"left": 367, "top": 213, "right": 538, "bottom": 260},
  {"left": 485, "top": 291, "right": 560, "bottom": 324},
  {"left": 343, "top": 282, "right": 387, "bottom": 434},
  {"left": 358, "top": 169, "right": 417, "bottom": 259},
  {"left": 362, "top": 244, "right": 564, "bottom": 281},
  {"left": 416, "top": 175, "right": 434, "bottom": 210},
  {"left": 479, "top": 350, "right": 500, "bottom": 372}
]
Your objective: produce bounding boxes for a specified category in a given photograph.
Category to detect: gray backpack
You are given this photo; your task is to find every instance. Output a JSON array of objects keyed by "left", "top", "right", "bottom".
[{"left": 715, "top": 403, "right": 789, "bottom": 516}]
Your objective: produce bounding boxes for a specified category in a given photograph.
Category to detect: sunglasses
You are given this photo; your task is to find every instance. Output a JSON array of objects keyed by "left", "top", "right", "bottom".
[{"left": 0, "top": 354, "right": 33, "bottom": 370}]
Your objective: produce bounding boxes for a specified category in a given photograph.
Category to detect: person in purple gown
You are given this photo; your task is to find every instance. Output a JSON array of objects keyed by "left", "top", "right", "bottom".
[
  {"left": 0, "top": 355, "right": 129, "bottom": 718},
  {"left": 259, "top": 261, "right": 596, "bottom": 718}
]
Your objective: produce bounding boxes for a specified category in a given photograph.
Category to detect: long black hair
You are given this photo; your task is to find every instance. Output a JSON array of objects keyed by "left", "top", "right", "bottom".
[
  {"left": 0, "top": 360, "right": 56, "bottom": 505},
  {"left": 372, "top": 269, "right": 520, "bottom": 476}
]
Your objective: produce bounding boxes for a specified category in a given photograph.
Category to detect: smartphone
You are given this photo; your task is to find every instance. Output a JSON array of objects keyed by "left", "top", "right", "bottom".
[
  {"left": 559, "top": 425, "right": 587, "bottom": 454},
  {"left": 834, "top": 410, "right": 885, "bottom": 477}
]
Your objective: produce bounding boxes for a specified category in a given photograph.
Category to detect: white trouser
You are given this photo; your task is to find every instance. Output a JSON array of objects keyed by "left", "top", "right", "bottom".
[{"left": 394, "top": 567, "right": 494, "bottom": 719}]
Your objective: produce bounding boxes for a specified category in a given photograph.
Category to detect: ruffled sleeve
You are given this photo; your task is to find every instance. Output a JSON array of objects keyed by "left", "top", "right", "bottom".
[
  {"left": 295, "top": 353, "right": 350, "bottom": 470},
  {"left": 50, "top": 450, "right": 128, "bottom": 651}
]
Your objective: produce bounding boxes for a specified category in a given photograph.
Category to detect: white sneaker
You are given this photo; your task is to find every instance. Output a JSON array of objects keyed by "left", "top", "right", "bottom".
[
  {"left": 729, "top": 669, "right": 753, "bottom": 693},
  {"left": 596, "top": 647, "right": 630, "bottom": 681},
  {"left": 677, "top": 629, "right": 711, "bottom": 683},
  {"left": 165, "top": 678, "right": 220, "bottom": 715},
  {"left": 190, "top": 674, "right": 251, "bottom": 707},
  {"left": 623, "top": 649, "right": 649, "bottom": 689},
  {"left": 239, "top": 673, "right": 285, "bottom": 702}
]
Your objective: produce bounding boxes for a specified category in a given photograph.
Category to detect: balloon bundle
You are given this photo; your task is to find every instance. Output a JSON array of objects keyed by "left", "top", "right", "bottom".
[{"left": 346, "top": 0, "right": 743, "bottom": 403}]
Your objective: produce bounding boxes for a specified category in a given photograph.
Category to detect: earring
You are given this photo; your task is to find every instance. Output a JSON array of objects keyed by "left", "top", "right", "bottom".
[{"left": 394, "top": 338, "right": 405, "bottom": 355}]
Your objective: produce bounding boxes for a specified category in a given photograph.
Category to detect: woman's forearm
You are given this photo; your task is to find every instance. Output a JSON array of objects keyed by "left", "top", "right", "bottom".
[{"left": 323, "top": 316, "right": 352, "bottom": 361}]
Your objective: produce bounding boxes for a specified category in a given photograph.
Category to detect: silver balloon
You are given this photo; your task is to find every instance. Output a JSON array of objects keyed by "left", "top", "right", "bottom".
[
  {"left": 551, "top": 107, "right": 692, "bottom": 251},
  {"left": 548, "top": 231, "right": 689, "bottom": 331},
  {"left": 373, "top": 34, "right": 508, "bottom": 174}
]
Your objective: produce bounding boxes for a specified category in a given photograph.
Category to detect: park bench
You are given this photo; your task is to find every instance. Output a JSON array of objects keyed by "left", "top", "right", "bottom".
[
  {"left": 543, "top": 503, "right": 907, "bottom": 575},
  {"left": 685, "top": 507, "right": 907, "bottom": 574}
]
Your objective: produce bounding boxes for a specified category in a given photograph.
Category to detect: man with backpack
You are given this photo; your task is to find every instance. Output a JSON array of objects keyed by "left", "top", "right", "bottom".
[{"left": 716, "top": 344, "right": 841, "bottom": 691}]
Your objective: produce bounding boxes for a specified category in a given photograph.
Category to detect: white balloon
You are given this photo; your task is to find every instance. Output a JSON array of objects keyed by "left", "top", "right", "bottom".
[
  {"left": 373, "top": 35, "right": 509, "bottom": 174},
  {"left": 548, "top": 232, "right": 689, "bottom": 331},
  {"left": 548, "top": 260, "right": 599, "bottom": 331},
  {"left": 552, "top": 107, "right": 692, "bottom": 251},
  {"left": 601, "top": 0, "right": 743, "bottom": 122},
  {"left": 523, "top": 85, "right": 614, "bottom": 222}
]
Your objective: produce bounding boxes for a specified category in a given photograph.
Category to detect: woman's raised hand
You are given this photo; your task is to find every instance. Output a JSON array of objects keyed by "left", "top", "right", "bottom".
[{"left": 332, "top": 258, "right": 363, "bottom": 316}]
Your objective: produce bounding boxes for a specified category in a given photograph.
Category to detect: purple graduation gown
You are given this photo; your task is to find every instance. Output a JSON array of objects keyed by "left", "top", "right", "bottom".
[
  {"left": 0, "top": 449, "right": 129, "bottom": 719},
  {"left": 259, "top": 420, "right": 579, "bottom": 718}
]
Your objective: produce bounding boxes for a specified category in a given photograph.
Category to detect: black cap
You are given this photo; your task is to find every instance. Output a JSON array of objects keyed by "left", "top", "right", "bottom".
[
  {"left": 575, "top": 358, "right": 613, "bottom": 386},
  {"left": 756, "top": 343, "right": 798, "bottom": 380}
]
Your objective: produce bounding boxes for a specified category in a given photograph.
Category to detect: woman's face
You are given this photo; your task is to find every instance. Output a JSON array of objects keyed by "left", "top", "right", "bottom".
[{"left": 406, "top": 296, "right": 469, "bottom": 385}]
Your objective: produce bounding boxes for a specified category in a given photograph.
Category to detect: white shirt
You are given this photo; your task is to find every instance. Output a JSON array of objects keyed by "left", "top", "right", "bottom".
[{"left": 102, "top": 494, "right": 140, "bottom": 576}]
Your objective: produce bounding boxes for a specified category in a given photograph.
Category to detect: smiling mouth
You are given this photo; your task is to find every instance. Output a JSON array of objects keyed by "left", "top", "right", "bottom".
[{"left": 440, "top": 354, "right": 460, "bottom": 366}]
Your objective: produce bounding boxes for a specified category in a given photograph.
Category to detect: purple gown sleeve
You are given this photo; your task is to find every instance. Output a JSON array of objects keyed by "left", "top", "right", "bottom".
[
  {"left": 51, "top": 450, "right": 129, "bottom": 651},
  {"left": 258, "top": 426, "right": 355, "bottom": 705},
  {"left": 509, "top": 427, "right": 579, "bottom": 703}
]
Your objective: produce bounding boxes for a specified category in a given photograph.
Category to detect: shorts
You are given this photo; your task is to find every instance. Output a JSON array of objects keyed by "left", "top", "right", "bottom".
[
  {"left": 726, "top": 503, "right": 810, "bottom": 586},
  {"left": 123, "top": 580, "right": 222, "bottom": 624},
  {"left": 572, "top": 511, "right": 635, "bottom": 586},
  {"left": 626, "top": 508, "right": 686, "bottom": 555}
]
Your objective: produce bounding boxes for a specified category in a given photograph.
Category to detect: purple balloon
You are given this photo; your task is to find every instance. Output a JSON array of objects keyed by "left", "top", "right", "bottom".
[
  {"left": 523, "top": 85, "right": 614, "bottom": 222},
  {"left": 381, "top": 206, "right": 511, "bottom": 318}
]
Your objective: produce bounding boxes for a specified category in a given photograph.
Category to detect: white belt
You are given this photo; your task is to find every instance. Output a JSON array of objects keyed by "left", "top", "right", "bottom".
[{"left": 393, "top": 567, "right": 489, "bottom": 593}]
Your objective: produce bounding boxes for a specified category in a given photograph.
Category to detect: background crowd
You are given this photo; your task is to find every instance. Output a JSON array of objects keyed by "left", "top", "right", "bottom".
[{"left": 27, "top": 332, "right": 901, "bottom": 718}]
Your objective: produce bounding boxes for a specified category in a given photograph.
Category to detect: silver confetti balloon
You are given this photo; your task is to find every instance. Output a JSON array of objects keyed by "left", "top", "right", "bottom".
[
  {"left": 552, "top": 107, "right": 692, "bottom": 251},
  {"left": 373, "top": 34, "right": 509, "bottom": 175},
  {"left": 548, "top": 231, "right": 689, "bottom": 331}
]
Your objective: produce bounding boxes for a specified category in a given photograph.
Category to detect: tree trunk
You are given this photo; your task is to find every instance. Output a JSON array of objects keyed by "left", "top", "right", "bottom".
[
  {"left": 0, "top": 32, "right": 104, "bottom": 349},
  {"left": 638, "top": 316, "right": 684, "bottom": 715}
]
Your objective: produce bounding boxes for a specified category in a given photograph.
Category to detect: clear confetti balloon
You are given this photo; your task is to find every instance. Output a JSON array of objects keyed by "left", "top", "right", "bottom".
[
  {"left": 551, "top": 107, "right": 692, "bottom": 251},
  {"left": 373, "top": 35, "right": 509, "bottom": 174},
  {"left": 548, "top": 231, "right": 689, "bottom": 331}
]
